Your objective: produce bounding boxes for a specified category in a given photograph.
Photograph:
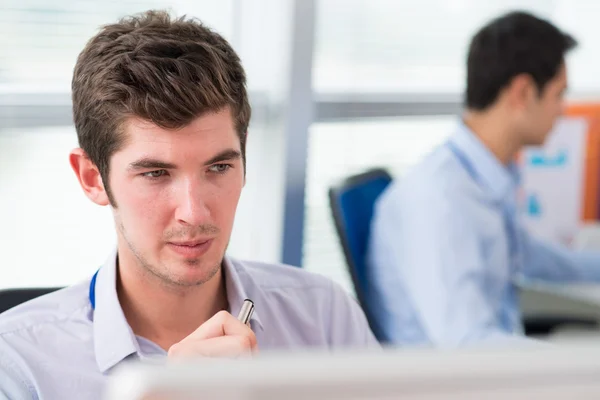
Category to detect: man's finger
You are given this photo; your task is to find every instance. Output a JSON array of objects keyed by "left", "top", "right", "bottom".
[
  {"left": 187, "top": 310, "right": 255, "bottom": 342},
  {"left": 168, "top": 335, "right": 256, "bottom": 359}
]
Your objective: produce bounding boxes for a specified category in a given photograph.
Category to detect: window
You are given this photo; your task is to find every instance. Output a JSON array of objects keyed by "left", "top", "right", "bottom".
[
  {"left": 0, "top": 1, "right": 234, "bottom": 91},
  {"left": 313, "top": 0, "right": 600, "bottom": 94},
  {"left": 303, "top": 0, "right": 600, "bottom": 293}
]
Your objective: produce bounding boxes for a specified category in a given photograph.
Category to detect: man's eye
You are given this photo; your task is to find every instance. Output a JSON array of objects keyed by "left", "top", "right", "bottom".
[
  {"left": 142, "top": 170, "right": 168, "bottom": 178},
  {"left": 209, "top": 164, "right": 231, "bottom": 174}
]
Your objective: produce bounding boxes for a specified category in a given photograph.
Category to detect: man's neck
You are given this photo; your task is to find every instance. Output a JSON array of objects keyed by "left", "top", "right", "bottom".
[
  {"left": 463, "top": 110, "right": 522, "bottom": 166},
  {"left": 115, "top": 252, "right": 228, "bottom": 351}
]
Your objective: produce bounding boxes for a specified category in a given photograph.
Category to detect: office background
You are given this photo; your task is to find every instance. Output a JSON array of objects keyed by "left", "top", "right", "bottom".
[{"left": 2, "top": 0, "right": 600, "bottom": 295}]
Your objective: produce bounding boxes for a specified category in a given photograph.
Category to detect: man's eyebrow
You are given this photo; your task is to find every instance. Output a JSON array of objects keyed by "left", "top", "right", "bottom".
[
  {"left": 127, "top": 158, "right": 177, "bottom": 171},
  {"left": 203, "top": 149, "right": 242, "bottom": 166}
]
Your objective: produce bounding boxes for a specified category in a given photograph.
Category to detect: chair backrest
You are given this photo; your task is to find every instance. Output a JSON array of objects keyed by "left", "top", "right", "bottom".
[
  {"left": 0, "top": 287, "right": 61, "bottom": 314},
  {"left": 328, "top": 168, "right": 392, "bottom": 342}
]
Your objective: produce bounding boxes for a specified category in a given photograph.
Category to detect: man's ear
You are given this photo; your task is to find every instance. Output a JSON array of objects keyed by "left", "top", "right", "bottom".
[
  {"left": 69, "top": 148, "right": 110, "bottom": 206},
  {"left": 506, "top": 73, "right": 537, "bottom": 111}
]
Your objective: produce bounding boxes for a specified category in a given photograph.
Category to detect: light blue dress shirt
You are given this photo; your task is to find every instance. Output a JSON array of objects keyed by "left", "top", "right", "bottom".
[
  {"left": 0, "top": 251, "right": 378, "bottom": 399},
  {"left": 367, "top": 121, "right": 600, "bottom": 347}
]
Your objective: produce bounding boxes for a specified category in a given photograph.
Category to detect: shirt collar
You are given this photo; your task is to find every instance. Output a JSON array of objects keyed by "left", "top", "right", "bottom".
[
  {"left": 449, "top": 120, "right": 520, "bottom": 205},
  {"left": 92, "top": 249, "right": 140, "bottom": 373},
  {"left": 222, "top": 256, "right": 264, "bottom": 332},
  {"left": 92, "top": 251, "right": 263, "bottom": 373}
]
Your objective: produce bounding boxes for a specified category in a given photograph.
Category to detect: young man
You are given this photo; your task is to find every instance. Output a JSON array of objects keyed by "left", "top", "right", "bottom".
[
  {"left": 0, "top": 10, "right": 377, "bottom": 399},
  {"left": 368, "top": 11, "right": 600, "bottom": 347}
]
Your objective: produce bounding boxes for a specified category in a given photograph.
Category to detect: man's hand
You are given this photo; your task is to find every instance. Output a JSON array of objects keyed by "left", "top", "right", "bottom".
[{"left": 168, "top": 311, "right": 258, "bottom": 359}]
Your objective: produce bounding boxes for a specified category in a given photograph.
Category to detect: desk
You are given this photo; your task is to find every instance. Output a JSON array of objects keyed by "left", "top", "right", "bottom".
[
  {"left": 520, "top": 283, "right": 600, "bottom": 338},
  {"left": 519, "top": 225, "right": 600, "bottom": 337}
]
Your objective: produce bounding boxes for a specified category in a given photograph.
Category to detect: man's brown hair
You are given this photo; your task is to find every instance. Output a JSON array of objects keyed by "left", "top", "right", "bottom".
[{"left": 72, "top": 9, "right": 251, "bottom": 205}]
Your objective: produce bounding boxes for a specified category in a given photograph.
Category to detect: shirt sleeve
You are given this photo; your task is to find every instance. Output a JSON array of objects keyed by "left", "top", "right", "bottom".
[
  {"left": 369, "top": 184, "right": 530, "bottom": 347},
  {"left": 326, "top": 279, "right": 381, "bottom": 348},
  {"left": 0, "top": 336, "right": 37, "bottom": 400},
  {"left": 520, "top": 227, "right": 600, "bottom": 283}
]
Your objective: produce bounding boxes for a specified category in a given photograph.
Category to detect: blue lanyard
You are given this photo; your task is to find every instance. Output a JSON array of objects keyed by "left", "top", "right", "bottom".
[
  {"left": 446, "top": 140, "right": 481, "bottom": 186},
  {"left": 89, "top": 270, "right": 99, "bottom": 310},
  {"left": 447, "top": 139, "right": 521, "bottom": 273}
]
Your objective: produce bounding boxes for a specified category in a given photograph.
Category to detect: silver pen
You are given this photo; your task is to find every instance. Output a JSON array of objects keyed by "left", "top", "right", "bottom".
[{"left": 237, "top": 299, "right": 254, "bottom": 324}]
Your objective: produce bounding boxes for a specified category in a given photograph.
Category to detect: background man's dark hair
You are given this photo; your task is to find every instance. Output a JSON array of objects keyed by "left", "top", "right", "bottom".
[
  {"left": 72, "top": 10, "right": 251, "bottom": 205},
  {"left": 466, "top": 11, "right": 577, "bottom": 110}
]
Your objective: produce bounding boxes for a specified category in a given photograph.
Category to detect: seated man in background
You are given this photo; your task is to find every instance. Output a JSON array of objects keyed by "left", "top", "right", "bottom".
[
  {"left": 0, "top": 10, "right": 377, "bottom": 399},
  {"left": 368, "top": 11, "right": 600, "bottom": 347}
]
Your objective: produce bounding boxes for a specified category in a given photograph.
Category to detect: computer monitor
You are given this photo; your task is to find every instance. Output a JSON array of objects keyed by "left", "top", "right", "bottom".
[{"left": 104, "top": 344, "right": 600, "bottom": 400}]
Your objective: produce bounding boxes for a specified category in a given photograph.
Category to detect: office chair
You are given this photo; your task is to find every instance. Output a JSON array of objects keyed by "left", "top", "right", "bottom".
[
  {"left": 328, "top": 168, "right": 392, "bottom": 342},
  {"left": 0, "top": 287, "right": 61, "bottom": 314}
]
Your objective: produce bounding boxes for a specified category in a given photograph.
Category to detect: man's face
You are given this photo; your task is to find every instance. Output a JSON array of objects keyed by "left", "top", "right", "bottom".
[
  {"left": 521, "top": 64, "right": 568, "bottom": 146},
  {"left": 108, "top": 107, "right": 244, "bottom": 287}
]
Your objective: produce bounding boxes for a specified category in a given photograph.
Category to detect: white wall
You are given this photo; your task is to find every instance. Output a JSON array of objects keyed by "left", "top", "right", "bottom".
[{"left": 0, "top": 128, "right": 115, "bottom": 288}]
